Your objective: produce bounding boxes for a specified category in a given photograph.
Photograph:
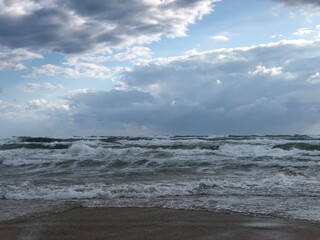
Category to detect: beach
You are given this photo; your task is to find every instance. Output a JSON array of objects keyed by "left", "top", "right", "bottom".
[{"left": 1, "top": 207, "right": 319, "bottom": 240}]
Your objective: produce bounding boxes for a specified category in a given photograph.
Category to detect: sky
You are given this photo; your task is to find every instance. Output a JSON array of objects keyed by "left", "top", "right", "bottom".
[{"left": 1, "top": 0, "right": 320, "bottom": 136}]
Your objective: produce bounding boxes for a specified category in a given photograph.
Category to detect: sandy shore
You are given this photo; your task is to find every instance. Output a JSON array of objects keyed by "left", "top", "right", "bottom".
[{"left": 1, "top": 207, "right": 319, "bottom": 240}]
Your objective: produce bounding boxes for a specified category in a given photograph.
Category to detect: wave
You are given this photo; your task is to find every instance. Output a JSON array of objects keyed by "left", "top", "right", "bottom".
[
  {"left": 3, "top": 173, "right": 319, "bottom": 201},
  {"left": 3, "top": 135, "right": 319, "bottom": 154},
  {"left": 264, "top": 134, "right": 318, "bottom": 141},
  {"left": 0, "top": 143, "right": 71, "bottom": 151},
  {"left": 272, "top": 143, "right": 320, "bottom": 151},
  {"left": 115, "top": 144, "right": 219, "bottom": 151},
  {"left": 18, "top": 137, "right": 83, "bottom": 143},
  {"left": 1, "top": 134, "right": 320, "bottom": 223},
  {"left": 0, "top": 140, "right": 272, "bottom": 153}
]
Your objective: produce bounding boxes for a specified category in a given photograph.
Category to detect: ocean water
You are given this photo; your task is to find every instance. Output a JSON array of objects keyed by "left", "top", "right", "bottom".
[{"left": 0, "top": 135, "right": 320, "bottom": 222}]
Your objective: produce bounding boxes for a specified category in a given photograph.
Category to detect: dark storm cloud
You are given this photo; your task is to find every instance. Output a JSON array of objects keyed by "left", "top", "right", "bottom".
[
  {"left": 0, "top": 8, "right": 88, "bottom": 54},
  {"left": 0, "top": 0, "right": 215, "bottom": 54},
  {"left": 62, "top": 0, "right": 146, "bottom": 20}
]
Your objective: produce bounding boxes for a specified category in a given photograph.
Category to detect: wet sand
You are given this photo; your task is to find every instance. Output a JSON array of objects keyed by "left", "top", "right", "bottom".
[{"left": 1, "top": 207, "right": 319, "bottom": 240}]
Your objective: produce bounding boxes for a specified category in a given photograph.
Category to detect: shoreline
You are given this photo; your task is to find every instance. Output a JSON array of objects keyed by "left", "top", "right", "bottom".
[
  {"left": 2, "top": 202, "right": 319, "bottom": 226},
  {"left": 1, "top": 207, "right": 320, "bottom": 240}
]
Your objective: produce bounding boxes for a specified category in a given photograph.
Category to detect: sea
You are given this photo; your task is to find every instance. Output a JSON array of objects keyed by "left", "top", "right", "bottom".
[{"left": 1, "top": 135, "right": 320, "bottom": 223}]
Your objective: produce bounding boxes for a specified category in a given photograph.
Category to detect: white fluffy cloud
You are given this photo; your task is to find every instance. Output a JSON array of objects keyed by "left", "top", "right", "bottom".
[
  {"left": 249, "top": 65, "right": 296, "bottom": 80},
  {"left": 307, "top": 72, "right": 320, "bottom": 84},
  {"left": 26, "top": 62, "right": 120, "bottom": 80},
  {"left": 0, "top": 49, "right": 42, "bottom": 71},
  {"left": 0, "top": 0, "right": 217, "bottom": 54},
  {"left": 25, "top": 46, "right": 150, "bottom": 79},
  {"left": 293, "top": 28, "right": 313, "bottom": 37},
  {"left": 249, "top": 65, "right": 283, "bottom": 76},
  {"left": 65, "top": 47, "right": 153, "bottom": 64},
  {"left": 27, "top": 99, "right": 70, "bottom": 111},
  {"left": 210, "top": 33, "right": 230, "bottom": 42}
]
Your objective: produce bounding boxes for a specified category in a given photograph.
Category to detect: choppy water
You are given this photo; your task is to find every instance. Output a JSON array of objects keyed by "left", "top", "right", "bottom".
[{"left": 1, "top": 135, "right": 320, "bottom": 222}]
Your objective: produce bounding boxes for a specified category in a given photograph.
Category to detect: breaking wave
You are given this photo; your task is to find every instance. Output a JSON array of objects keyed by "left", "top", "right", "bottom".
[{"left": 1, "top": 135, "right": 320, "bottom": 222}]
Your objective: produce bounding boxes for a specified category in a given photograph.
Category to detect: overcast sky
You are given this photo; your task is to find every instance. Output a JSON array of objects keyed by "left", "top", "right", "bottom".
[{"left": 1, "top": 0, "right": 320, "bottom": 136}]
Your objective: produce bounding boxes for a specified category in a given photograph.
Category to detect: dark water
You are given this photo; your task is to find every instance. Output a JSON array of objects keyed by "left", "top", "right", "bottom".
[{"left": 0, "top": 135, "right": 319, "bottom": 222}]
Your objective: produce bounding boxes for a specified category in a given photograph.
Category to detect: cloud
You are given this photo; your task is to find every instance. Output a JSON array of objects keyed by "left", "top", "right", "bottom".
[
  {"left": 271, "top": 34, "right": 284, "bottom": 39},
  {"left": 0, "top": 0, "right": 217, "bottom": 54},
  {"left": 20, "top": 82, "right": 64, "bottom": 93},
  {"left": 27, "top": 99, "right": 70, "bottom": 111},
  {"left": 248, "top": 65, "right": 296, "bottom": 80},
  {"left": 3, "top": 39, "right": 320, "bottom": 135},
  {"left": 307, "top": 72, "right": 320, "bottom": 84},
  {"left": 67, "top": 89, "right": 154, "bottom": 109},
  {"left": 108, "top": 46, "right": 152, "bottom": 62},
  {"left": 113, "top": 39, "right": 320, "bottom": 134},
  {"left": 0, "top": 100, "right": 20, "bottom": 112},
  {"left": 274, "top": 0, "right": 320, "bottom": 13},
  {"left": 210, "top": 33, "right": 230, "bottom": 41},
  {"left": 1, "top": 88, "right": 156, "bottom": 136},
  {"left": 0, "top": 0, "right": 40, "bottom": 16},
  {"left": 0, "top": 98, "right": 72, "bottom": 136},
  {"left": 293, "top": 28, "right": 313, "bottom": 37},
  {"left": 26, "top": 64, "right": 79, "bottom": 78},
  {"left": 274, "top": 0, "right": 320, "bottom": 6},
  {"left": 249, "top": 65, "right": 282, "bottom": 76},
  {"left": 26, "top": 62, "right": 121, "bottom": 80},
  {"left": 67, "top": 88, "right": 96, "bottom": 97},
  {"left": 61, "top": 89, "right": 156, "bottom": 135},
  {"left": 66, "top": 47, "right": 152, "bottom": 64},
  {"left": 26, "top": 46, "right": 151, "bottom": 80},
  {"left": 0, "top": 49, "right": 42, "bottom": 71},
  {"left": 26, "top": 47, "right": 151, "bottom": 79}
]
